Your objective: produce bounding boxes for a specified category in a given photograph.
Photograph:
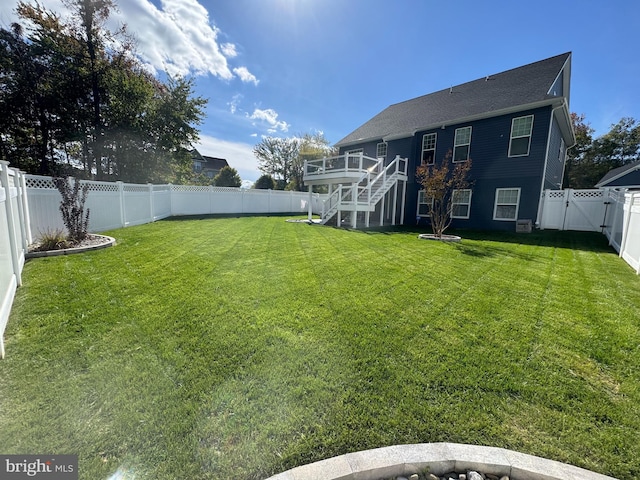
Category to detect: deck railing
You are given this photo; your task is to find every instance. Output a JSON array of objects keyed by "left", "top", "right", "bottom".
[
  {"left": 319, "top": 155, "right": 408, "bottom": 224},
  {"left": 304, "top": 153, "right": 381, "bottom": 178}
]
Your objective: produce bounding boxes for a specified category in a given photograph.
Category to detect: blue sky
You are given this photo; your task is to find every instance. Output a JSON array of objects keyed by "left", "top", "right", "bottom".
[{"left": 1, "top": 0, "right": 639, "bottom": 183}]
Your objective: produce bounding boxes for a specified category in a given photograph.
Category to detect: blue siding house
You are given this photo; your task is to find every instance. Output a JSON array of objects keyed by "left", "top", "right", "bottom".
[
  {"left": 595, "top": 160, "right": 640, "bottom": 189},
  {"left": 303, "top": 53, "right": 576, "bottom": 230}
]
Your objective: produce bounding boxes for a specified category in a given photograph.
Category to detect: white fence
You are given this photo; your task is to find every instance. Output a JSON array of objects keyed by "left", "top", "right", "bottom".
[
  {"left": 540, "top": 188, "right": 640, "bottom": 274},
  {"left": 0, "top": 162, "right": 31, "bottom": 358},
  {"left": 25, "top": 175, "right": 323, "bottom": 236}
]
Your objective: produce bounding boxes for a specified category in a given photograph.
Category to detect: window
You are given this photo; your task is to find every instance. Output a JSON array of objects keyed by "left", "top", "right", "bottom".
[
  {"left": 453, "top": 126, "right": 472, "bottom": 162},
  {"left": 509, "top": 115, "right": 534, "bottom": 157},
  {"left": 493, "top": 188, "right": 521, "bottom": 221},
  {"left": 194, "top": 161, "right": 202, "bottom": 173},
  {"left": 421, "top": 133, "right": 437, "bottom": 165},
  {"left": 346, "top": 148, "right": 363, "bottom": 155},
  {"left": 451, "top": 189, "right": 472, "bottom": 219},
  {"left": 376, "top": 142, "right": 387, "bottom": 160},
  {"left": 417, "top": 190, "right": 432, "bottom": 216}
]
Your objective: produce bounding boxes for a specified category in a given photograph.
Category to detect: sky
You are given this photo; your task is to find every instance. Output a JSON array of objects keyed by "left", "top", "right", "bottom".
[{"left": 1, "top": 0, "right": 639, "bottom": 184}]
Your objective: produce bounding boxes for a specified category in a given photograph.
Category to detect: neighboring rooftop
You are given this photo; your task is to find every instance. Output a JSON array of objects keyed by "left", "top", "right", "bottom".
[
  {"left": 336, "top": 52, "right": 572, "bottom": 147},
  {"left": 595, "top": 159, "right": 640, "bottom": 188}
]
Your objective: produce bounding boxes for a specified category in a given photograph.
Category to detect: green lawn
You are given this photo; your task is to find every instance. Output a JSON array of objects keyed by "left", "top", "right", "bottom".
[{"left": 1, "top": 217, "right": 639, "bottom": 479}]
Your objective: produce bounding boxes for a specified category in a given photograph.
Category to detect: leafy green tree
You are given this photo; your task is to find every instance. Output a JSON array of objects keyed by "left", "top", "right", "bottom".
[
  {"left": 0, "top": 0, "right": 206, "bottom": 183},
  {"left": 254, "top": 174, "right": 276, "bottom": 189},
  {"left": 564, "top": 114, "right": 640, "bottom": 188},
  {"left": 253, "top": 136, "right": 300, "bottom": 188},
  {"left": 253, "top": 132, "right": 335, "bottom": 191},
  {"left": 290, "top": 132, "right": 335, "bottom": 191},
  {"left": 214, "top": 166, "right": 242, "bottom": 187}
]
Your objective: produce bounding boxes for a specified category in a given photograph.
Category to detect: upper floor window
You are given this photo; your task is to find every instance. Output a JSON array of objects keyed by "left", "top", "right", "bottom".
[
  {"left": 493, "top": 188, "right": 521, "bottom": 221},
  {"left": 194, "top": 161, "right": 202, "bottom": 173},
  {"left": 376, "top": 142, "right": 387, "bottom": 160},
  {"left": 421, "top": 133, "right": 437, "bottom": 165},
  {"left": 451, "top": 189, "right": 472, "bottom": 219},
  {"left": 453, "top": 126, "right": 472, "bottom": 162},
  {"left": 509, "top": 115, "right": 534, "bottom": 157}
]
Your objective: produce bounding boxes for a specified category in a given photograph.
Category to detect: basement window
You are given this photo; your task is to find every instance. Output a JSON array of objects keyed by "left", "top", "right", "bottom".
[
  {"left": 451, "top": 189, "right": 472, "bottom": 219},
  {"left": 493, "top": 188, "right": 521, "bottom": 221}
]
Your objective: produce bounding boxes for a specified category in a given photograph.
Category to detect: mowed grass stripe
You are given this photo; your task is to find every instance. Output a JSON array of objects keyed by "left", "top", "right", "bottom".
[{"left": 0, "top": 218, "right": 639, "bottom": 479}]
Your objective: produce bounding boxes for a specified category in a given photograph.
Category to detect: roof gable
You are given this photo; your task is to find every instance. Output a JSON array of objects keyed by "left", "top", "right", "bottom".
[
  {"left": 202, "top": 156, "right": 228, "bottom": 170},
  {"left": 596, "top": 159, "right": 640, "bottom": 187},
  {"left": 336, "top": 52, "right": 572, "bottom": 147}
]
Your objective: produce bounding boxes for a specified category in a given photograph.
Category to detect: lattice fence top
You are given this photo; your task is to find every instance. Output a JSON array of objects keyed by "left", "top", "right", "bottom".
[
  {"left": 210, "top": 186, "right": 242, "bottom": 193},
  {"left": 547, "top": 191, "right": 565, "bottom": 199},
  {"left": 123, "top": 184, "right": 149, "bottom": 193},
  {"left": 85, "top": 181, "right": 119, "bottom": 192},
  {"left": 25, "top": 175, "right": 56, "bottom": 189},
  {"left": 171, "top": 185, "right": 212, "bottom": 192},
  {"left": 571, "top": 190, "right": 603, "bottom": 199}
]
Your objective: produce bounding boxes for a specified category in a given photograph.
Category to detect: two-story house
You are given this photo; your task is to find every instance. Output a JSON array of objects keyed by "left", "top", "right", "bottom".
[
  {"left": 191, "top": 149, "right": 229, "bottom": 180},
  {"left": 303, "top": 52, "right": 576, "bottom": 230}
]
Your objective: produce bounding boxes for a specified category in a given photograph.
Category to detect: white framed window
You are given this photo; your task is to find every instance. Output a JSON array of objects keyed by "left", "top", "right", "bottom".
[
  {"left": 451, "top": 189, "right": 472, "bottom": 219},
  {"left": 493, "top": 188, "right": 521, "bottom": 221},
  {"left": 194, "top": 160, "right": 202, "bottom": 173},
  {"left": 376, "top": 142, "right": 387, "bottom": 160},
  {"left": 509, "top": 115, "right": 534, "bottom": 157},
  {"left": 417, "top": 190, "right": 433, "bottom": 217},
  {"left": 346, "top": 148, "right": 363, "bottom": 156},
  {"left": 421, "top": 133, "right": 437, "bottom": 165},
  {"left": 453, "top": 126, "right": 472, "bottom": 162}
]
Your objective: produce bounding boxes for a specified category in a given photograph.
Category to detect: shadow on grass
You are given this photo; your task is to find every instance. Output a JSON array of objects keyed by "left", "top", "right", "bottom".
[{"left": 348, "top": 225, "right": 615, "bottom": 255}]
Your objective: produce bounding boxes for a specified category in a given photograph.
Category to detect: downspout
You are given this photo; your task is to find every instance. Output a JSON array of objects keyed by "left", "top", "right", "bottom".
[{"left": 536, "top": 105, "right": 564, "bottom": 228}]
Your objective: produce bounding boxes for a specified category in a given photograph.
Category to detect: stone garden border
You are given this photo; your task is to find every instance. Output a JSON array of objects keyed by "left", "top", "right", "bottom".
[
  {"left": 264, "top": 443, "right": 617, "bottom": 480},
  {"left": 26, "top": 234, "right": 116, "bottom": 259}
]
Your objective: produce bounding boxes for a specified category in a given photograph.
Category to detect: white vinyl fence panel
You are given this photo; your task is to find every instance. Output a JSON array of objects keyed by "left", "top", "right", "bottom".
[
  {"left": 620, "top": 192, "right": 640, "bottom": 273},
  {"left": 0, "top": 162, "right": 31, "bottom": 359},
  {"left": 25, "top": 175, "right": 323, "bottom": 237},
  {"left": 539, "top": 189, "right": 607, "bottom": 232},
  {"left": 540, "top": 187, "right": 640, "bottom": 274}
]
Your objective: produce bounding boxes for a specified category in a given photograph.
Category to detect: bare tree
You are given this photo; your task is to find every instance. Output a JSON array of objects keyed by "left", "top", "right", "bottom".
[{"left": 416, "top": 151, "right": 472, "bottom": 238}]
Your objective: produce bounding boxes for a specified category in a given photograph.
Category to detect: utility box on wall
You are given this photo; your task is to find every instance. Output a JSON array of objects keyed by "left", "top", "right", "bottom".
[{"left": 516, "top": 219, "right": 532, "bottom": 233}]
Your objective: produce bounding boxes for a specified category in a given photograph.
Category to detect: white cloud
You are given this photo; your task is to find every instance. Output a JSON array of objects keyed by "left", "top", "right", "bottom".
[
  {"left": 194, "top": 134, "right": 260, "bottom": 182},
  {"left": 111, "top": 0, "right": 234, "bottom": 79},
  {"left": 249, "top": 108, "right": 290, "bottom": 133},
  {"left": 227, "top": 94, "right": 243, "bottom": 114},
  {"left": 232, "top": 66, "right": 259, "bottom": 85},
  {"left": 0, "top": 0, "right": 259, "bottom": 83},
  {"left": 221, "top": 43, "right": 238, "bottom": 58}
]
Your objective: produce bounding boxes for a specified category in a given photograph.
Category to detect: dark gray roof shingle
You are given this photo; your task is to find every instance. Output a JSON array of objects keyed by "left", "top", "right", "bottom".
[
  {"left": 596, "top": 159, "right": 640, "bottom": 187},
  {"left": 336, "top": 52, "right": 571, "bottom": 147}
]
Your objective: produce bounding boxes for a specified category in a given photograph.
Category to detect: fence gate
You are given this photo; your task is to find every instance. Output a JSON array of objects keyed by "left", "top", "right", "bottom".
[{"left": 539, "top": 189, "right": 608, "bottom": 232}]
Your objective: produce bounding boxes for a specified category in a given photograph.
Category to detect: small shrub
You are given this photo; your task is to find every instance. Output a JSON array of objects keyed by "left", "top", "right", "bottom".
[
  {"left": 36, "top": 228, "right": 69, "bottom": 251},
  {"left": 53, "top": 176, "right": 90, "bottom": 243}
]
